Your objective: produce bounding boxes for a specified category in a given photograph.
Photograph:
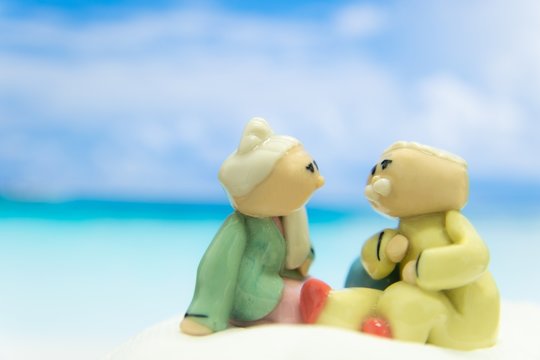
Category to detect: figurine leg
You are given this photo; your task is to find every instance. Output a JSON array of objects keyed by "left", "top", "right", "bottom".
[
  {"left": 263, "top": 278, "right": 303, "bottom": 323},
  {"left": 430, "top": 273, "right": 499, "bottom": 349},
  {"left": 318, "top": 288, "right": 382, "bottom": 330},
  {"left": 376, "top": 281, "right": 449, "bottom": 344},
  {"left": 231, "top": 278, "right": 304, "bottom": 327},
  {"left": 377, "top": 275, "right": 499, "bottom": 350}
]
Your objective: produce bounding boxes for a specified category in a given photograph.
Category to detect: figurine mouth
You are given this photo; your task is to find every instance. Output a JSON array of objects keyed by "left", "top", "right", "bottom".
[
  {"left": 365, "top": 178, "right": 392, "bottom": 201},
  {"left": 364, "top": 185, "right": 380, "bottom": 203},
  {"left": 365, "top": 178, "right": 392, "bottom": 211}
]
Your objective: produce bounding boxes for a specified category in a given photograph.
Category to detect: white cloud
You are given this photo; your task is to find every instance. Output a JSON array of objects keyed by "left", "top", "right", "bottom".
[
  {"left": 408, "top": 74, "right": 526, "bottom": 174},
  {"left": 333, "top": 4, "right": 386, "bottom": 38},
  {"left": 0, "top": 2, "right": 539, "bottom": 202}
]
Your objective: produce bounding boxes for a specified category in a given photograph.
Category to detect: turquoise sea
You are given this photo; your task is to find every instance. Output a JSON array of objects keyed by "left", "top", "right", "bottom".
[{"left": 1, "top": 198, "right": 539, "bottom": 360}]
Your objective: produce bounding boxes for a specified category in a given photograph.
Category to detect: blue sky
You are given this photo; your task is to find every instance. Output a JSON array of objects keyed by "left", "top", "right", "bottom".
[{"left": 1, "top": 0, "right": 539, "bottom": 204}]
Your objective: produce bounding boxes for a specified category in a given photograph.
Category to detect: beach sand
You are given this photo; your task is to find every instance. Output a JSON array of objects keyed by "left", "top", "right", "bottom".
[{"left": 105, "top": 301, "right": 540, "bottom": 360}]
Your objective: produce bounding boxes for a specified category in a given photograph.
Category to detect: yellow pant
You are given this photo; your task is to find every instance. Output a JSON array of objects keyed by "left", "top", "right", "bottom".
[{"left": 316, "top": 273, "right": 499, "bottom": 350}]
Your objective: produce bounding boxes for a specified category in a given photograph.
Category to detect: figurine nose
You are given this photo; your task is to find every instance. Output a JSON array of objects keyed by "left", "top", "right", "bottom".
[{"left": 316, "top": 175, "right": 325, "bottom": 188}]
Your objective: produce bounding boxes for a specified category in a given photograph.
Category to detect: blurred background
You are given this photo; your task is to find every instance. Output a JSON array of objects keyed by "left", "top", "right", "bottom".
[{"left": 1, "top": 0, "right": 539, "bottom": 359}]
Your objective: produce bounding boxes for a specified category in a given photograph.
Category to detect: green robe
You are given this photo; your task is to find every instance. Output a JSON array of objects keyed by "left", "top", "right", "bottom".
[{"left": 185, "top": 211, "right": 308, "bottom": 332}]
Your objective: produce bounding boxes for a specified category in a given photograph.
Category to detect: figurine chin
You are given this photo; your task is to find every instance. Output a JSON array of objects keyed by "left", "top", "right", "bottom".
[{"left": 369, "top": 201, "right": 393, "bottom": 219}]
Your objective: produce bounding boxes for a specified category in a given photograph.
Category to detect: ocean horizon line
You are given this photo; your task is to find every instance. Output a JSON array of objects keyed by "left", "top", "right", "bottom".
[
  {"left": 0, "top": 197, "right": 366, "bottom": 223},
  {"left": 1, "top": 179, "right": 538, "bottom": 223}
]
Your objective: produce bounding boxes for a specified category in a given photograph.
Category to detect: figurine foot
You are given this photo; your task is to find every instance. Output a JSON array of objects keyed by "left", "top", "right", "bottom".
[
  {"left": 300, "top": 278, "right": 331, "bottom": 324},
  {"left": 180, "top": 317, "right": 214, "bottom": 336},
  {"left": 361, "top": 316, "right": 392, "bottom": 338}
]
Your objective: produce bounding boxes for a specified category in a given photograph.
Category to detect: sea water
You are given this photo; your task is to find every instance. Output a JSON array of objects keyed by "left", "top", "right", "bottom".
[{"left": 0, "top": 199, "right": 539, "bottom": 360}]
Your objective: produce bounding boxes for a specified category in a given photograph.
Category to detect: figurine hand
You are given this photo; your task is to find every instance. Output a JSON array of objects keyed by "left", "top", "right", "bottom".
[
  {"left": 180, "top": 317, "right": 214, "bottom": 336},
  {"left": 402, "top": 260, "right": 417, "bottom": 285},
  {"left": 386, "top": 234, "right": 409, "bottom": 263},
  {"left": 298, "top": 257, "right": 313, "bottom": 277},
  {"left": 361, "top": 229, "right": 399, "bottom": 280}
]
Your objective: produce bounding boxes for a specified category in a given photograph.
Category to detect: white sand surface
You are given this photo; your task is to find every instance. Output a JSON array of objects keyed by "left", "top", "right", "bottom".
[{"left": 105, "top": 301, "right": 540, "bottom": 360}]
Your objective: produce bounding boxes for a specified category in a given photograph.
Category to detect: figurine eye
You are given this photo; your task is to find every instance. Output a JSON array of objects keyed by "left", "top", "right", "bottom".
[
  {"left": 371, "top": 165, "right": 377, "bottom": 176},
  {"left": 380, "top": 159, "right": 393, "bottom": 170},
  {"left": 313, "top": 160, "right": 319, "bottom": 171},
  {"left": 306, "top": 162, "right": 315, "bottom": 173}
]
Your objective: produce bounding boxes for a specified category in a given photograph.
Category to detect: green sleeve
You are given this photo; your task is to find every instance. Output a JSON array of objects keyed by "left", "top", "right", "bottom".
[
  {"left": 416, "top": 210, "right": 489, "bottom": 291},
  {"left": 185, "top": 212, "right": 247, "bottom": 331}
]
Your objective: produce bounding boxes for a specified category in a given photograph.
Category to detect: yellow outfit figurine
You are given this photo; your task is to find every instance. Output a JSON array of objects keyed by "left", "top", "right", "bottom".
[{"left": 300, "top": 141, "right": 500, "bottom": 350}]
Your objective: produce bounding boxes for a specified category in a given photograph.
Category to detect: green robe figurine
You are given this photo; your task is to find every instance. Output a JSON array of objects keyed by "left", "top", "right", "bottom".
[
  {"left": 186, "top": 212, "right": 309, "bottom": 332},
  {"left": 180, "top": 118, "right": 324, "bottom": 335}
]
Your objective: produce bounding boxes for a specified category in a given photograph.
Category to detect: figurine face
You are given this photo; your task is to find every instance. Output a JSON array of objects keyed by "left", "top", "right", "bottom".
[
  {"left": 233, "top": 145, "right": 324, "bottom": 217},
  {"left": 364, "top": 144, "right": 469, "bottom": 218}
]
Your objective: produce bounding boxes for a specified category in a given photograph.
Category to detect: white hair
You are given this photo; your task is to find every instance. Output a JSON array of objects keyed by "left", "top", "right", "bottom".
[
  {"left": 218, "top": 117, "right": 300, "bottom": 197},
  {"left": 383, "top": 141, "right": 467, "bottom": 167}
]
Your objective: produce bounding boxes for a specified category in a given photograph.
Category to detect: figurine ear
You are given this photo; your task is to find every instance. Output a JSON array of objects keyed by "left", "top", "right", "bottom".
[{"left": 237, "top": 117, "right": 273, "bottom": 154}]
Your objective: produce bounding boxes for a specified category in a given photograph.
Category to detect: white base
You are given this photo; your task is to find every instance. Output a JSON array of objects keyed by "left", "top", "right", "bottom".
[{"left": 105, "top": 301, "right": 540, "bottom": 360}]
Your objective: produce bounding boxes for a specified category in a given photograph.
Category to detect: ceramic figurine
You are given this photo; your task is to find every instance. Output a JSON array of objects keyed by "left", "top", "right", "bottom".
[
  {"left": 300, "top": 141, "right": 499, "bottom": 350},
  {"left": 181, "top": 118, "right": 324, "bottom": 335}
]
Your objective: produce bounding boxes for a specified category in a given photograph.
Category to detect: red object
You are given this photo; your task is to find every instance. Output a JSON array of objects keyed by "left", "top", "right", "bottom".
[
  {"left": 300, "top": 278, "right": 331, "bottom": 324},
  {"left": 361, "top": 317, "right": 392, "bottom": 338}
]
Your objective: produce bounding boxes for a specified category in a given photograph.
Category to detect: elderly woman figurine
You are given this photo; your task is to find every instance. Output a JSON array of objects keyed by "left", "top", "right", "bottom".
[{"left": 180, "top": 118, "right": 325, "bottom": 335}]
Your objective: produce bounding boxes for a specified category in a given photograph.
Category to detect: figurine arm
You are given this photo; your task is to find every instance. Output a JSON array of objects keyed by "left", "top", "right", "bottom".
[
  {"left": 415, "top": 210, "right": 489, "bottom": 291},
  {"left": 184, "top": 213, "right": 247, "bottom": 333},
  {"left": 361, "top": 229, "right": 405, "bottom": 280}
]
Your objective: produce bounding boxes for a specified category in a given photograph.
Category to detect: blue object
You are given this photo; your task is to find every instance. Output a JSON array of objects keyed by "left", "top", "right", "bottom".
[{"left": 345, "top": 257, "right": 400, "bottom": 290}]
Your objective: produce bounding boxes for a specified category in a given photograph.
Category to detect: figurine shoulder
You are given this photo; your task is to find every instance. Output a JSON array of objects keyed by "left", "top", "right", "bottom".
[
  {"left": 444, "top": 210, "right": 481, "bottom": 244},
  {"left": 210, "top": 211, "right": 248, "bottom": 243}
]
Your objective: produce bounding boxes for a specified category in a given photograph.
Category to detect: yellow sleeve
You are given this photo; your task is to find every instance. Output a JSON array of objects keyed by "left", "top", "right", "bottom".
[
  {"left": 361, "top": 229, "right": 398, "bottom": 280},
  {"left": 416, "top": 210, "right": 489, "bottom": 291}
]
